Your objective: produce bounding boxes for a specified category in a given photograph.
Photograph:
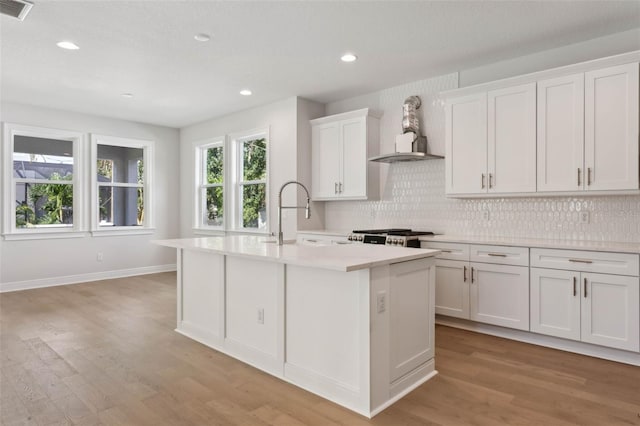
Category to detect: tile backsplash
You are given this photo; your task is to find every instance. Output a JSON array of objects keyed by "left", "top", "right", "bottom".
[{"left": 324, "top": 160, "right": 640, "bottom": 242}]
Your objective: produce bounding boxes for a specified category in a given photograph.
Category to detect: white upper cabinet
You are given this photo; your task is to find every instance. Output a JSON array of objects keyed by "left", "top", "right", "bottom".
[
  {"left": 487, "top": 83, "right": 537, "bottom": 193},
  {"left": 584, "top": 63, "right": 639, "bottom": 191},
  {"left": 537, "top": 74, "right": 585, "bottom": 192},
  {"left": 311, "top": 109, "right": 379, "bottom": 201},
  {"left": 444, "top": 52, "right": 640, "bottom": 197},
  {"left": 445, "top": 93, "right": 487, "bottom": 195},
  {"left": 312, "top": 122, "right": 341, "bottom": 199}
]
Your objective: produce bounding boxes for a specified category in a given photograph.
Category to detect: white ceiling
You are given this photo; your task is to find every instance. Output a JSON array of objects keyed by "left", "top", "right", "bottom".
[{"left": 2, "top": 1, "right": 639, "bottom": 128}]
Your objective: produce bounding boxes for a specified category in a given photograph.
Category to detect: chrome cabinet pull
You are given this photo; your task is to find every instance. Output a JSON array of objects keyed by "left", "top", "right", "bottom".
[
  {"left": 489, "top": 173, "right": 494, "bottom": 188},
  {"left": 334, "top": 182, "right": 338, "bottom": 194},
  {"left": 487, "top": 253, "right": 507, "bottom": 257},
  {"left": 577, "top": 168, "right": 581, "bottom": 186},
  {"left": 339, "top": 182, "right": 343, "bottom": 193},
  {"left": 573, "top": 276, "right": 577, "bottom": 296},
  {"left": 440, "top": 250, "right": 452, "bottom": 253},
  {"left": 481, "top": 174, "right": 486, "bottom": 189},
  {"left": 463, "top": 266, "right": 467, "bottom": 282},
  {"left": 587, "top": 168, "right": 592, "bottom": 186},
  {"left": 471, "top": 267, "right": 475, "bottom": 283},
  {"left": 584, "top": 277, "right": 588, "bottom": 298},
  {"left": 306, "top": 239, "right": 318, "bottom": 243},
  {"left": 569, "top": 258, "right": 593, "bottom": 264}
]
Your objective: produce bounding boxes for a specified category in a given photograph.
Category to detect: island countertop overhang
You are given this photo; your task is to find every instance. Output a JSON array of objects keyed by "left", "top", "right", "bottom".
[{"left": 154, "top": 236, "right": 440, "bottom": 272}]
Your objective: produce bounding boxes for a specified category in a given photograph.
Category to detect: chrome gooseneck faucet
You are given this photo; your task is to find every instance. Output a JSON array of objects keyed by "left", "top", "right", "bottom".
[{"left": 278, "top": 181, "right": 311, "bottom": 245}]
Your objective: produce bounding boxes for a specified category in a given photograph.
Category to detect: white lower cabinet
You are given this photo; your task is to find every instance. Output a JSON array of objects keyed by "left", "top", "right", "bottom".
[
  {"left": 470, "top": 262, "right": 530, "bottom": 331},
  {"left": 424, "top": 242, "right": 530, "bottom": 331},
  {"left": 434, "top": 259, "right": 469, "bottom": 319},
  {"left": 531, "top": 268, "right": 639, "bottom": 352}
]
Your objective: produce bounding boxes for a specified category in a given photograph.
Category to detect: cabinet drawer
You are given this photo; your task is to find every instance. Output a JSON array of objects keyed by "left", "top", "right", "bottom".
[
  {"left": 470, "top": 245, "right": 529, "bottom": 266},
  {"left": 530, "top": 248, "right": 639, "bottom": 276},
  {"left": 421, "top": 242, "right": 469, "bottom": 261}
]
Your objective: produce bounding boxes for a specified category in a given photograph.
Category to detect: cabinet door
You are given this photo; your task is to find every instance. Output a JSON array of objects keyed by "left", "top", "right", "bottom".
[
  {"left": 581, "top": 273, "right": 639, "bottom": 352},
  {"left": 584, "top": 63, "right": 639, "bottom": 191},
  {"left": 434, "top": 259, "right": 469, "bottom": 319},
  {"left": 340, "top": 117, "right": 367, "bottom": 198},
  {"left": 488, "top": 83, "right": 537, "bottom": 193},
  {"left": 530, "top": 268, "right": 580, "bottom": 341},
  {"left": 537, "top": 74, "right": 585, "bottom": 192},
  {"left": 470, "top": 263, "right": 529, "bottom": 330},
  {"left": 311, "top": 122, "right": 341, "bottom": 199},
  {"left": 445, "top": 93, "right": 488, "bottom": 194}
]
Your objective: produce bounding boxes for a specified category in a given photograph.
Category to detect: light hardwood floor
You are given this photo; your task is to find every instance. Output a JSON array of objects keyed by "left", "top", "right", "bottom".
[{"left": 1, "top": 272, "right": 639, "bottom": 426}]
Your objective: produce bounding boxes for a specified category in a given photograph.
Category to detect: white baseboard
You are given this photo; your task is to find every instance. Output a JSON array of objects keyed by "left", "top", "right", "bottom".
[{"left": 0, "top": 264, "right": 177, "bottom": 293}]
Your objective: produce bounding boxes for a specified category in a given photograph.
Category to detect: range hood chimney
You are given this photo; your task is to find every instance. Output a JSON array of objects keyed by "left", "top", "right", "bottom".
[{"left": 369, "top": 95, "right": 443, "bottom": 163}]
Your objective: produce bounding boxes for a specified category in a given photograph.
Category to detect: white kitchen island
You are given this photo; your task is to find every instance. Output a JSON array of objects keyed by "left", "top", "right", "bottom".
[{"left": 155, "top": 236, "right": 440, "bottom": 417}]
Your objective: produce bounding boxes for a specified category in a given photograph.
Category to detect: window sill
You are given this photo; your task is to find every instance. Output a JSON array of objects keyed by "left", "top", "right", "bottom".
[
  {"left": 3, "top": 230, "right": 88, "bottom": 241},
  {"left": 91, "top": 227, "right": 155, "bottom": 237},
  {"left": 192, "top": 228, "right": 226, "bottom": 237}
]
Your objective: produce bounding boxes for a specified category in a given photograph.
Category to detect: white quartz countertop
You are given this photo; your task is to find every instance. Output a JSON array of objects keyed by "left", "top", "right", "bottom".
[
  {"left": 419, "top": 234, "right": 640, "bottom": 254},
  {"left": 155, "top": 236, "right": 440, "bottom": 272}
]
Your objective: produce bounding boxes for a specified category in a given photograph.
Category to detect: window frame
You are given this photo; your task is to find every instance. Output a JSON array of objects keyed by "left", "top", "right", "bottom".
[
  {"left": 2, "top": 123, "right": 85, "bottom": 240},
  {"left": 229, "top": 129, "right": 269, "bottom": 233},
  {"left": 90, "top": 134, "right": 154, "bottom": 236},
  {"left": 193, "top": 137, "right": 225, "bottom": 232}
]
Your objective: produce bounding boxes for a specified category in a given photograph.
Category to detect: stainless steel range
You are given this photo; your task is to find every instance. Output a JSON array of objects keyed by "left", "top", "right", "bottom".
[{"left": 347, "top": 229, "right": 435, "bottom": 248}]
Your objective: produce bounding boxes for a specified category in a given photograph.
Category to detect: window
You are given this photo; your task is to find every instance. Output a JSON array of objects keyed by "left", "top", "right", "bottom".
[
  {"left": 193, "top": 129, "right": 268, "bottom": 234},
  {"left": 195, "top": 139, "right": 224, "bottom": 229},
  {"left": 91, "top": 134, "right": 153, "bottom": 233},
  {"left": 234, "top": 134, "right": 268, "bottom": 231},
  {"left": 3, "top": 123, "right": 84, "bottom": 236}
]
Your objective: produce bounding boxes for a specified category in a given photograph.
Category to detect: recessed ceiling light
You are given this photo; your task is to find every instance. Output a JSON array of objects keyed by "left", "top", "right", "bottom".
[
  {"left": 240, "top": 89, "right": 252, "bottom": 96},
  {"left": 194, "top": 33, "right": 212, "bottom": 42},
  {"left": 57, "top": 41, "right": 79, "bottom": 50},
  {"left": 121, "top": 93, "right": 134, "bottom": 99},
  {"left": 340, "top": 53, "right": 357, "bottom": 63}
]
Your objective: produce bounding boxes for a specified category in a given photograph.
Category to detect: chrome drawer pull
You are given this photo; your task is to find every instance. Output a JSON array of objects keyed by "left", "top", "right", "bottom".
[
  {"left": 568, "top": 258, "right": 593, "bottom": 264},
  {"left": 439, "top": 250, "right": 453, "bottom": 253},
  {"left": 487, "top": 253, "right": 507, "bottom": 257}
]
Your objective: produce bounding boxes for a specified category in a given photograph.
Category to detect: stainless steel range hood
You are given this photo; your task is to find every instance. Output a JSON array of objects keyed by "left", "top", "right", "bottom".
[{"left": 369, "top": 95, "right": 444, "bottom": 163}]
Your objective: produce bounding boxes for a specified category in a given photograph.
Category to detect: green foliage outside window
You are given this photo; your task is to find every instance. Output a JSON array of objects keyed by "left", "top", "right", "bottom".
[
  {"left": 16, "top": 172, "right": 73, "bottom": 227},
  {"left": 242, "top": 138, "right": 266, "bottom": 229}
]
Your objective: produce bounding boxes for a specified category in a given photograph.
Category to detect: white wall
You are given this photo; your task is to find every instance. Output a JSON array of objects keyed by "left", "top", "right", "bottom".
[
  {"left": 0, "top": 102, "right": 180, "bottom": 288},
  {"left": 460, "top": 28, "right": 640, "bottom": 87},
  {"left": 296, "top": 98, "right": 326, "bottom": 230},
  {"left": 323, "top": 31, "right": 640, "bottom": 241},
  {"left": 180, "top": 96, "right": 311, "bottom": 241}
]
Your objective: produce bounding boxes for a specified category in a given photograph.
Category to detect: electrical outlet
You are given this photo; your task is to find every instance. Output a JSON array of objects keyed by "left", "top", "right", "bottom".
[
  {"left": 483, "top": 210, "right": 490, "bottom": 221},
  {"left": 96, "top": 252, "right": 103, "bottom": 262},
  {"left": 257, "top": 308, "right": 264, "bottom": 324},
  {"left": 376, "top": 291, "right": 386, "bottom": 314},
  {"left": 580, "top": 211, "right": 590, "bottom": 224}
]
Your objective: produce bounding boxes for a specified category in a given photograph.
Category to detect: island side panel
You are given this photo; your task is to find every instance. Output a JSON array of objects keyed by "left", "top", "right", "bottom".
[
  {"left": 284, "top": 265, "right": 371, "bottom": 416},
  {"left": 177, "top": 249, "right": 225, "bottom": 348},
  {"left": 224, "top": 256, "right": 284, "bottom": 376},
  {"left": 370, "top": 257, "right": 437, "bottom": 415}
]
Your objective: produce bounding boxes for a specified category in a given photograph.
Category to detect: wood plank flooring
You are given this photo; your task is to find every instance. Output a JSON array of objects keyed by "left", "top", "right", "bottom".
[{"left": 1, "top": 272, "right": 639, "bottom": 425}]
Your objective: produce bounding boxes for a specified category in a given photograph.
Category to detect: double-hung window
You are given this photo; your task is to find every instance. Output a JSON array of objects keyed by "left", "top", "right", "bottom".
[
  {"left": 233, "top": 133, "right": 268, "bottom": 231},
  {"left": 193, "top": 129, "right": 269, "bottom": 234},
  {"left": 196, "top": 139, "right": 224, "bottom": 229},
  {"left": 90, "top": 134, "right": 153, "bottom": 233},
  {"left": 3, "top": 123, "right": 84, "bottom": 237}
]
